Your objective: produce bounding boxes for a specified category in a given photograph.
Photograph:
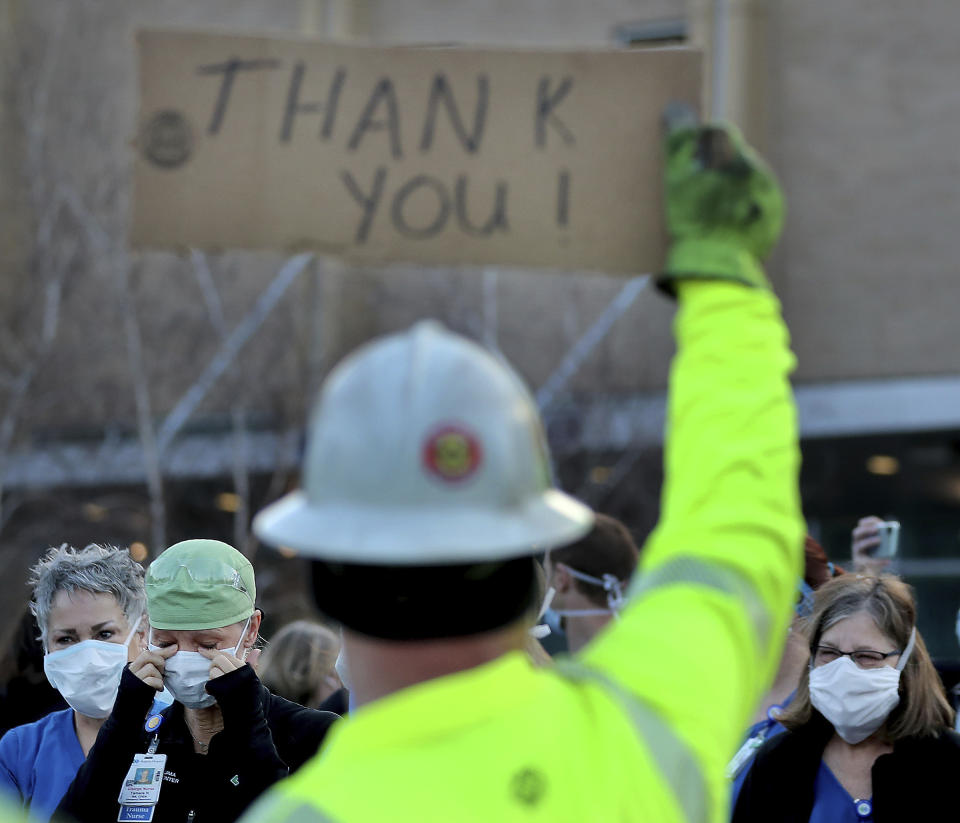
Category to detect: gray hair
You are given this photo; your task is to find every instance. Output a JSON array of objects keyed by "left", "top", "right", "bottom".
[{"left": 29, "top": 544, "right": 146, "bottom": 648}]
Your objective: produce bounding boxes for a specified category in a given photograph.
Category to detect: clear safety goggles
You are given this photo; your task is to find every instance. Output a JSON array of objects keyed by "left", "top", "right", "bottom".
[
  {"left": 559, "top": 564, "right": 627, "bottom": 613},
  {"left": 150, "top": 558, "right": 250, "bottom": 595}
]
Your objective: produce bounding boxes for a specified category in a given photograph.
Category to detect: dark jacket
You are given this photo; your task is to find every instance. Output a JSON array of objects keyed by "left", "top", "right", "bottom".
[
  {"left": 317, "top": 688, "right": 349, "bottom": 717},
  {"left": 57, "top": 664, "right": 339, "bottom": 823},
  {"left": 733, "top": 713, "right": 960, "bottom": 823}
]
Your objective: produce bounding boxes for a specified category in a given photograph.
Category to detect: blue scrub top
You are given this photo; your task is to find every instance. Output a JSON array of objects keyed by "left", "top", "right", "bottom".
[
  {"left": 810, "top": 761, "right": 873, "bottom": 823},
  {"left": 0, "top": 708, "right": 83, "bottom": 821},
  {"left": 0, "top": 696, "right": 170, "bottom": 822},
  {"left": 730, "top": 716, "right": 787, "bottom": 805},
  {"left": 730, "top": 699, "right": 793, "bottom": 811}
]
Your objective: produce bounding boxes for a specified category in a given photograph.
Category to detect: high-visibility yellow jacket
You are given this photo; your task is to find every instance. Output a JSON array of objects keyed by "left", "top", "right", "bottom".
[{"left": 242, "top": 281, "right": 804, "bottom": 823}]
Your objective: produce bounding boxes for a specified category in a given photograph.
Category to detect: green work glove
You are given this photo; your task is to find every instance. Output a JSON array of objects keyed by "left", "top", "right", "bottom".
[{"left": 659, "top": 109, "right": 784, "bottom": 294}]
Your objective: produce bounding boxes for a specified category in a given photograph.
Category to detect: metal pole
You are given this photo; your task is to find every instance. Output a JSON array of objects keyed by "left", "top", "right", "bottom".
[
  {"left": 482, "top": 267, "right": 499, "bottom": 353},
  {"left": 711, "top": 0, "right": 730, "bottom": 120}
]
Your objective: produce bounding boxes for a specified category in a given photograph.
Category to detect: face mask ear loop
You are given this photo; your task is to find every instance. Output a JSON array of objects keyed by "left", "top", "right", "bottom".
[
  {"left": 233, "top": 615, "right": 253, "bottom": 659},
  {"left": 896, "top": 627, "right": 917, "bottom": 672},
  {"left": 124, "top": 615, "right": 143, "bottom": 649},
  {"left": 531, "top": 587, "right": 556, "bottom": 639},
  {"left": 537, "top": 587, "right": 556, "bottom": 621}
]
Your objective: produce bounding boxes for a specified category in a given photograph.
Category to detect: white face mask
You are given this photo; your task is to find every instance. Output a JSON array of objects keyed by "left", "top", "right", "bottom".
[
  {"left": 530, "top": 587, "right": 557, "bottom": 639},
  {"left": 150, "top": 617, "right": 250, "bottom": 710},
  {"left": 809, "top": 628, "right": 916, "bottom": 744},
  {"left": 43, "top": 616, "right": 142, "bottom": 719}
]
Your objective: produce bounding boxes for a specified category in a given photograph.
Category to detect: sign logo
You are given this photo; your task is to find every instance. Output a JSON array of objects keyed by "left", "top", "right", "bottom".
[
  {"left": 423, "top": 425, "right": 482, "bottom": 483},
  {"left": 141, "top": 110, "right": 193, "bottom": 169}
]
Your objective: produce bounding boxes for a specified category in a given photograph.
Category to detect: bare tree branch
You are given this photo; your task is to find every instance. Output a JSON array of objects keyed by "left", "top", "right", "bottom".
[
  {"left": 190, "top": 249, "right": 227, "bottom": 334},
  {"left": 0, "top": 1, "right": 77, "bottom": 531},
  {"left": 156, "top": 252, "right": 314, "bottom": 455},
  {"left": 536, "top": 275, "right": 651, "bottom": 415},
  {"left": 116, "top": 255, "right": 168, "bottom": 554},
  {"left": 58, "top": 183, "right": 168, "bottom": 553},
  {"left": 190, "top": 250, "right": 251, "bottom": 555},
  {"left": 482, "top": 267, "right": 500, "bottom": 354}
]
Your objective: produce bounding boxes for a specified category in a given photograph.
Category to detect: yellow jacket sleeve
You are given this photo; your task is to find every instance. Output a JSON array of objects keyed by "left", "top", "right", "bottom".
[{"left": 580, "top": 280, "right": 804, "bottom": 815}]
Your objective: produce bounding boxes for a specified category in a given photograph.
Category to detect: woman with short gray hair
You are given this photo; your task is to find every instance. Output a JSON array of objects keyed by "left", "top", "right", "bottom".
[{"left": 0, "top": 544, "right": 154, "bottom": 822}]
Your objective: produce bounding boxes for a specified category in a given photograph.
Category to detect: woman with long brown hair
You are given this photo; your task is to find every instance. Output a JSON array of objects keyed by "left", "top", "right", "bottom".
[{"left": 733, "top": 574, "right": 959, "bottom": 823}]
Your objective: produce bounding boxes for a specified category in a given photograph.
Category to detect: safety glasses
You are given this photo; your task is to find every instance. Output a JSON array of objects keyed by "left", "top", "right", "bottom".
[{"left": 149, "top": 558, "right": 250, "bottom": 595}]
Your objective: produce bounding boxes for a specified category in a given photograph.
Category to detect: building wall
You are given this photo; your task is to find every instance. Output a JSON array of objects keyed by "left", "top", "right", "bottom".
[
  {"left": 0, "top": 0, "right": 29, "bottom": 316},
  {"left": 366, "top": 0, "right": 684, "bottom": 45},
  {"left": 771, "top": 0, "right": 960, "bottom": 381},
  {"left": 1, "top": 0, "right": 958, "bottom": 455}
]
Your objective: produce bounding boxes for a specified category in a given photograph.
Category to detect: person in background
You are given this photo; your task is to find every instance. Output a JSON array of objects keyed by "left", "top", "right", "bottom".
[
  {"left": 540, "top": 513, "right": 640, "bottom": 653},
  {"left": 954, "top": 606, "right": 960, "bottom": 731},
  {"left": 850, "top": 516, "right": 894, "bottom": 575},
  {"left": 756, "top": 536, "right": 846, "bottom": 725},
  {"left": 732, "top": 574, "right": 959, "bottom": 822},
  {"left": 0, "top": 606, "right": 67, "bottom": 738},
  {"left": 0, "top": 544, "right": 152, "bottom": 821},
  {"left": 851, "top": 515, "right": 960, "bottom": 707},
  {"left": 57, "top": 539, "right": 338, "bottom": 823},
  {"left": 258, "top": 620, "right": 342, "bottom": 709},
  {"left": 728, "top": 536, "right": 844, "bottom": 800},
  {"left": 240, "top": 116, "right": 804, "bottom": 823}
]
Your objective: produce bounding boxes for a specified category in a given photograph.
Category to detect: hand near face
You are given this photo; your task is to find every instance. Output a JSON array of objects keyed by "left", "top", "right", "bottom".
[
  {"left": 130, "top": 644, "right": 177, "bottom": 691},
  {"left": 200, "top": 646, "right": 261, "bottom": 680}
]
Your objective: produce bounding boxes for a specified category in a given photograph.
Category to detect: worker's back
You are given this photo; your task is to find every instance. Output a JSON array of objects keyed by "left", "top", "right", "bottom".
[{"left": 253, "top": 651, "right": 693, "bottom": 821}]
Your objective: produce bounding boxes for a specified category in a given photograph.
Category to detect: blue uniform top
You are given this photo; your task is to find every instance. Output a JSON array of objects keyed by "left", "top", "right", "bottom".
[
  {"left": 0, "top": 696, "right": 170, "bottom": 822},
  {"left": 0, "top": 708, "right": 83, "bottom": 822},
  {"left": 729, "top": 705, "right": 789, "bottom": 807},
  {"left": 730, "top": 720, "right": 786, "bottom": 799},
  {"left": 810, "top": 761, "right": 873, "bottom": 822}
]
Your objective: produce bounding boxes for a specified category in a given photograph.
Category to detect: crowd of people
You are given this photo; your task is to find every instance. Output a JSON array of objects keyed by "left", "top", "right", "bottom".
[{"left": 0, "top": 116, "right": 958, "bottom": 823}]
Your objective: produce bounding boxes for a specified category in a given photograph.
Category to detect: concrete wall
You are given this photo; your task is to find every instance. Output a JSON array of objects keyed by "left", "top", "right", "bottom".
[
  {"left": 366, "top": 0, "right": 684, "bottom": 45},
  {"left": 771, "top": 0, "right": 960, "bottom": 381},
  {"left": 0, "top": 0, "right": 29, "bottom": 322}
]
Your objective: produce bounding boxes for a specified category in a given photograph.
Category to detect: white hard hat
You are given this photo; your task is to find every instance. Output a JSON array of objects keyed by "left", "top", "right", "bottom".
[{"left": 254, "top": 321, "right": 593, "bottom": 564}]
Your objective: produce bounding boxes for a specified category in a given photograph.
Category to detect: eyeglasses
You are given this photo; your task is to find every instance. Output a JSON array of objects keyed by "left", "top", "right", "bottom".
[{"left": 813, "top": 644, "right": 902, "bottom": 669}]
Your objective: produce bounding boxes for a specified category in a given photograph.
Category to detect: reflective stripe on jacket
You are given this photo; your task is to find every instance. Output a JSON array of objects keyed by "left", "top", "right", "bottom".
[{"left": 241, "top": 281, "right": 805, "bottom": 823}]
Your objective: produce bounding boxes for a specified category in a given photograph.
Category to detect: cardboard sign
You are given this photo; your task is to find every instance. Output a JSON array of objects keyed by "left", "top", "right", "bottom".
[{"left": 133, "top": 30, "right": 701, "bottom": 274}]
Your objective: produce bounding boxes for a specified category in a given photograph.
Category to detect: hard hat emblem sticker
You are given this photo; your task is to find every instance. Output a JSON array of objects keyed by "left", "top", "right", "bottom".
[{"left": 423, "top": 425, "right": 483, "bottom": 483}]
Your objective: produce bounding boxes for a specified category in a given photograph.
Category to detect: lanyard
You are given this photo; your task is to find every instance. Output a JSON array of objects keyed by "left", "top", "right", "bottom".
[{"left": 725, "top": 703, "right": 786, "bottom": 780}]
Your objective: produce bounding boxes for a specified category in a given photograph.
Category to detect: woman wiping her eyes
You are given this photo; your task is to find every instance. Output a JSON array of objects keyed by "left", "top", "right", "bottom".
[{"left": 57, "top": 539, "right": 338, "bottom": 823}]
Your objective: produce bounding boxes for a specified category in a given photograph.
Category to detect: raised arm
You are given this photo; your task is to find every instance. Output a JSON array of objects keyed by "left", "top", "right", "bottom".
[{"left": 581, "top": 118, "right": 804, "bottom": 819}]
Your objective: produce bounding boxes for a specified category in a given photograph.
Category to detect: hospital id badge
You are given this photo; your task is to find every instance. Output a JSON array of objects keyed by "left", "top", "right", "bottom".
[
  {"left": 118, "top": 806, "right": 156, "bottom": 822},
  {"left": 725, "top": 735, "right": 763, "bottom": 780},
  {"left": 118, "top": 752, "right": 166, "bottom": 815}
]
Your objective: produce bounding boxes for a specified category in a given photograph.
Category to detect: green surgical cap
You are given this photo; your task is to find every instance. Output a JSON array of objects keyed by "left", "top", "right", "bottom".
[{"left": 146, "top": 539, "right": 256, "bottom": 630}]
